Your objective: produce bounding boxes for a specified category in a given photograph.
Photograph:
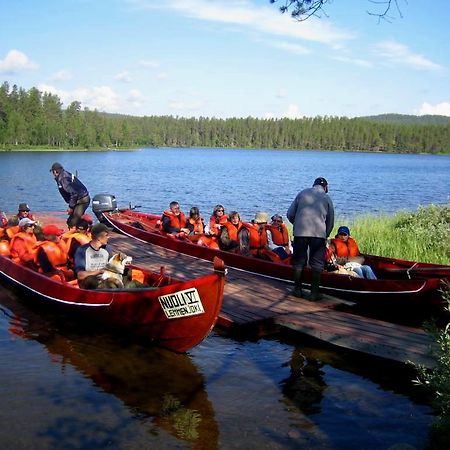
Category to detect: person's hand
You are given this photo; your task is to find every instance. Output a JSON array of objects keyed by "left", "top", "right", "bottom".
[{"left": 67, "top": 207, "right": 74, "bottom": 215}]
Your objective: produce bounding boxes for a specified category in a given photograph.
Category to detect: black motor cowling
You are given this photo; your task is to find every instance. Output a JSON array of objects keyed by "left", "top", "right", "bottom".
[{"left": 92, "top": 194, "right": 118, "bottom": 221}]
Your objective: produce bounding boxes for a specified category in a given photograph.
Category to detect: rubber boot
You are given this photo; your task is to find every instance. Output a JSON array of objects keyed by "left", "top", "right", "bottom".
[
  {"left": 291, "top": 267, "right": 303, "bottom": 298},
  {"left": 309, "top": 270, "right": 323, "bottom": 301}
]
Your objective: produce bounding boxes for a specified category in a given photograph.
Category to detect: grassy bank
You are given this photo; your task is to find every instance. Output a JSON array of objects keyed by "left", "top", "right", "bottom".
[{"left": 335, "top": 204, "right": 450, "bottom": 265}]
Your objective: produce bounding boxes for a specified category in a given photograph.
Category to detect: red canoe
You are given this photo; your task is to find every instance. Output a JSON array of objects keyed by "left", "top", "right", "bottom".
[
  {"left": 102, "top": 209, "right": 447, "bottom": 309},
  {"left": 0, "top": 254, "right": 225, "bottom": 353}
]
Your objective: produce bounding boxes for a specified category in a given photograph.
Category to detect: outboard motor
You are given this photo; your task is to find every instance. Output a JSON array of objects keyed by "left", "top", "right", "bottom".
[{"left": 92, "top": 194, "right": 118, "bottom": 222}]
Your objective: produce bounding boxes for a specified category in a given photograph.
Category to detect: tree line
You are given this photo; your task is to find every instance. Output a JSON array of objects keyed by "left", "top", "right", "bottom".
[{"left": 1, "top": 82, "right": 449, "bottom": 154}]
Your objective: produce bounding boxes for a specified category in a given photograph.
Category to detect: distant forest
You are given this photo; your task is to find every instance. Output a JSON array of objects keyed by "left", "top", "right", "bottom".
[{"left": 1, "top": 82, "right": 449, "bottom": 154}]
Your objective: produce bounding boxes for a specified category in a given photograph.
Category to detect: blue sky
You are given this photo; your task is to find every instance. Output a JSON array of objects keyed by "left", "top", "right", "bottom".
[{"left": 1, "top": 0, "right": 449, "bottom": 118}]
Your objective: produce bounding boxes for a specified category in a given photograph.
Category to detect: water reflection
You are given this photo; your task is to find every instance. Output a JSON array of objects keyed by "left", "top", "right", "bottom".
[{"left": 0, "top": 287, "right": 218, "bottom": 449}]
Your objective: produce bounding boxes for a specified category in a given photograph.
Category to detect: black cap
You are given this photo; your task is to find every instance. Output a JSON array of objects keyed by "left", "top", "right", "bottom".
[
  {"left": 18, "top": 203, "right": 30, "bottom": 211},
  {"left": 50, "top": 162, "right": 63, "bottom": 172},
  {"left": 313, "top": 177, "right": 328, "bottom": 187}
]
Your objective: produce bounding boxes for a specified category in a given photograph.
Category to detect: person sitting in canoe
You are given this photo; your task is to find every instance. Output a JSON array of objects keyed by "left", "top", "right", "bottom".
[
  {"left": 187, "top": 206, "right": 220, "bottom": 249},
  {"left": 238, "top": 212, "right": 281, "bottom": 262},
  {"left": 9, "top": 218, "right": 38, "bottom": 267},
  {"left": 63, "top": 219, "right": 92, "bottom": 268},
  {"left": 219, "top": 211, "right": 243, "bottom": 252},
  {"left": 206, "top": 204, "right": 228, "bottom": 237},
  {"left": 266, "top": 214, "right": 293, "bottom": 261},
  {"left": 74, "top": 223, "right": 112, "bottom": 288},
  {"left": 331, "top": 226, "right": 377, "bottom": 279},
  {"left": 15, "top": 203, "right": 36, "bottom": 222},
  {"left": 161, "top": 201, "right": 190, "bottom": 239},
  {"left": 35, "top": 224, "right": 72, "bottom": 280}
]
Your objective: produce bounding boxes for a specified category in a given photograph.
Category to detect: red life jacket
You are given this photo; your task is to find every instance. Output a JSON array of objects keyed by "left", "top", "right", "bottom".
[
  {"left": 0, "top": 240, "right": 11, "bottom": 256},
  {"left": 162, "top": 210, "right": 188, "bottom": 230},
  {"left": 188, "top": 217, "right": 205, "bottom": 234},
  {"left": 35, "top": 240, "right": 68, "bottom": 269},
  {"left": 209, "top": 214, "right": 228, "bottom": 236},
  {"left": 267, "top": 223, "right": 289, "bottom": 246},
  {"left": 245, "top": 223, "right": 268, "bottom": 253},
  {"left": 9, "top": 232, "right": 37, "bottom": 264},
  {"left": 6, "top": 225, "right": 20, "bottom": 240},
  {"left": 331, "top": 237, "right": 360, "bottom": 257},
  {"left": 222, "top": 221, "right": 243, "bottom": 242}
]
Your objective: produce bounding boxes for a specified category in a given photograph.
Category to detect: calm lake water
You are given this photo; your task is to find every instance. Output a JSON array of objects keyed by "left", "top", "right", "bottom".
[{"left": 1, "top": 148, "right": 449, "bottom": 449}]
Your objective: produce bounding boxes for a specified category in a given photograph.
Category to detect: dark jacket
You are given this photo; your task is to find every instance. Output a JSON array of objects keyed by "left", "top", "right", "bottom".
[{"left": 55, "top": 169, "right": 89, "bottom": 208}]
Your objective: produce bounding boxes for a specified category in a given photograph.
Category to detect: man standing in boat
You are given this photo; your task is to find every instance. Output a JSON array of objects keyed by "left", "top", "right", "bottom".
[
  {"left": 50, "top": 162, "right": 90, "bottom": 229},
  {"left": 287, "top": 177, "right": 334, "bottom": 301}
]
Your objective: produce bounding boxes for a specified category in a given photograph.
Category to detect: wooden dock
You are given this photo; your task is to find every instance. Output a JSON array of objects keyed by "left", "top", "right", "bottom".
[
  {"left": 25, "top": 214, "right": 437, "bottom": 368},
  {"left": 107, "top": 232, "right": 436, "bottom": 368}
]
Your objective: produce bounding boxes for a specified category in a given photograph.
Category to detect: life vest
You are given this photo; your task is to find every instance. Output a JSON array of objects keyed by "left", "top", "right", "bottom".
[
  {"left": 267, "top": 223, "right": 289, "bottom": 246},
  {"left": 222, "top": 221, "right": 243, "bottom": 242},
  {"left": 188, "top": 217, "right": 205, "bottom": 234},
  {"left": 244, "top": 223, "right": 268, "bottom": 253},
  {"left": 209, "top": 214, "right": 228, "bottom": 236},
  {"left": 35, "top": 240, "right": 68, "bottom": 269},
  {"left": 331, "top": 237, "right": 360, "bottom": 258},
  {"left": 0, "top": 228, "right": 5, "bottom": 239},
  {"left": 63, "top": 231, "right": 91, "bottom": 258},
  {"left": 9, "top": 232, "right": 37, "bottom": 264},
  {"left": 162, "top": 210, "right": 187, "bottom": 230},
  {"left": 0, "top": 240, "right": 11, "bottom": 256},
  {"left": 6, "top": 225, "right": 20, "bottom": 240}
]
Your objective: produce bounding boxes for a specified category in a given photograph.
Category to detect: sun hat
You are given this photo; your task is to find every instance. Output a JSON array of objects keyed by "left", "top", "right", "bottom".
[
  {"left": 18, "top": 218, "right": 36, "bottom": 228},
  {"left": 254, "top": 212, "right": 269, "bottom": 224},
  {"left": 42, "top": 224, "right": 65, "bottom": 236},
  {"left": 337, "top": 226, "right": 350, "bottom": 235},
  {"left": 18, "top": 203, "right": 30, "bottom": 212}
]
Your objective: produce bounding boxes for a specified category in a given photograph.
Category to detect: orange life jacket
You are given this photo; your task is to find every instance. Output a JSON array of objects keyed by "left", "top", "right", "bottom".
[
  {"left": 188, "top": 217, "right": 205, "bottom": 234},
  {"left": 209, "top": 214, "right": 228, "bottom": 236},
  {"left": 0, "top": 228, "right": 5, "bottom": 239},
  {"left": 162, "top": 210, "right": 188, "bottom": 230},
  {"left": 222, "top": 221, "right": 243, "bottom": 242},
  {"left": 0, "top": 240, "right": 11, "bottom": 256},
  {"left": 267, "top": 223, "right": 290, "bottom": 246},
  {"left": 35, "top": 240, "right": 68, "bottom": 269},
  {"left": 9, "top": 232, "right": 37, "bottom": 264},
  {"left": 6, "top": 225, "right": 20, "bottom": 240},
  {"left": 63, "top": 231, "right": 91, "bottom": 258},
  {"left": 331, "top": 237, "right": 360, "bottom": 258},
  {"left": 245, "top": 223, "right": 268, "bottom": 252}
]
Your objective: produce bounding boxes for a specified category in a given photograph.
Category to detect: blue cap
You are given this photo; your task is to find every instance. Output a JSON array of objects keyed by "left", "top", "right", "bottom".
[{"left": 337, "top": 226, "right": 350, "bottom": 235}]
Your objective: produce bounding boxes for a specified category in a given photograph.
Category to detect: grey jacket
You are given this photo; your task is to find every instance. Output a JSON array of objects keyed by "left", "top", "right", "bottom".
[{"left": 287, "top": 185, "right": 334, "bottom": 238}]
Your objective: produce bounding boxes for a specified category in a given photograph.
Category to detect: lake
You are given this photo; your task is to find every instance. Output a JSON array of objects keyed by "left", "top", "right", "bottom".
[{"left": 1, "top": 147, "right": 448, "bottom": 449}]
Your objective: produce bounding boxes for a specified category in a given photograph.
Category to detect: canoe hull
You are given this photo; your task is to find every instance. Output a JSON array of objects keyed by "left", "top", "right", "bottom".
[
  {"left": 0, "top": 254, "right": 225, "bottom": 353},
  {"left": 103, "top": 210, "right": 446, "bottom": 308}
]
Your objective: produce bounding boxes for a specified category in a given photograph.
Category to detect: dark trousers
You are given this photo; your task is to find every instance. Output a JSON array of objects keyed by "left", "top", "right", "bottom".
[
  {"left": 292, "top": 236, "right": 326, "bottom": 272},
  {"left": 67, "top": 195, "right": 90, "bottom": 228}
]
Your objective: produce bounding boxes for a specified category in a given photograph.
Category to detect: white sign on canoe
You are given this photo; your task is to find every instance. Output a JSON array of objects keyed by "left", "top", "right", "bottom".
[{"left": 158, "top": 288, "right": 205, "bottom": 319}]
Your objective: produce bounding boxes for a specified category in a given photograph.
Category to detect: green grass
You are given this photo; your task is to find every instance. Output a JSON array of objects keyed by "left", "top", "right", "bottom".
[{"left": 334, "top": 204, "right": 450, "bottom": 265}]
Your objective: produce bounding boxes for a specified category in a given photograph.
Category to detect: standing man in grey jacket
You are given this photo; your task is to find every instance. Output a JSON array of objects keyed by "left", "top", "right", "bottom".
[{"left": 287, "top": 177, "right": 334, "bottom": 300}]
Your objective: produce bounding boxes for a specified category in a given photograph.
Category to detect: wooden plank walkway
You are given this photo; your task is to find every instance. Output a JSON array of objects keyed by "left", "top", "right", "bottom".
[{"left": 32, "top": 214, "right": 437, "bottom": 368}]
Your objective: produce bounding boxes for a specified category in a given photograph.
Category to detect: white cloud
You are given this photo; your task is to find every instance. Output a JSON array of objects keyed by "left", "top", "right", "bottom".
[
  {"left": 374, "top": 40, "right": 442, "bottom": 71},
  {"left": 132, "top": 0, "right": 354, "bottom": 46},
  {"left": 115, "top": 70, "right": 132, "bottom": 82},
  {"left": 126, "top": 89, "right": 143, "bottom": 106},
  {"left": 138, "top": 59, "right": 160, "bottom": 69},
  {"left": 332, "top": 55, "right": 372, "bottom": 68},
  {"left": 38, "top": 84, "right": 120, "bottom": 112},
  {"left": 417, "top": 101, "right": 450, "bottom": 117},
  {"left": 169, "top": 98, "right": 204, "bottom": 112},
  {"left": 50, "top": 69, "right": 72, "bottom": 81},
  {"left": 0, "top": 49, "right": 38, "bottom": 73},
  {"left": 264, "top": 104, "right": 303, "bottom": 119},
  {"left": 268, "top": 40, "right": 311, "bottom": 55}
]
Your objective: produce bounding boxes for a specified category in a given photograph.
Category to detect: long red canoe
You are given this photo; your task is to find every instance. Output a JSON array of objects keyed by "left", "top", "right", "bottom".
[
  {"left": 102, "top": 209, "right": 447, "bottom": 309},
  {"left": 0, "top": 254, "right": 225, "bottom": 353}
]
